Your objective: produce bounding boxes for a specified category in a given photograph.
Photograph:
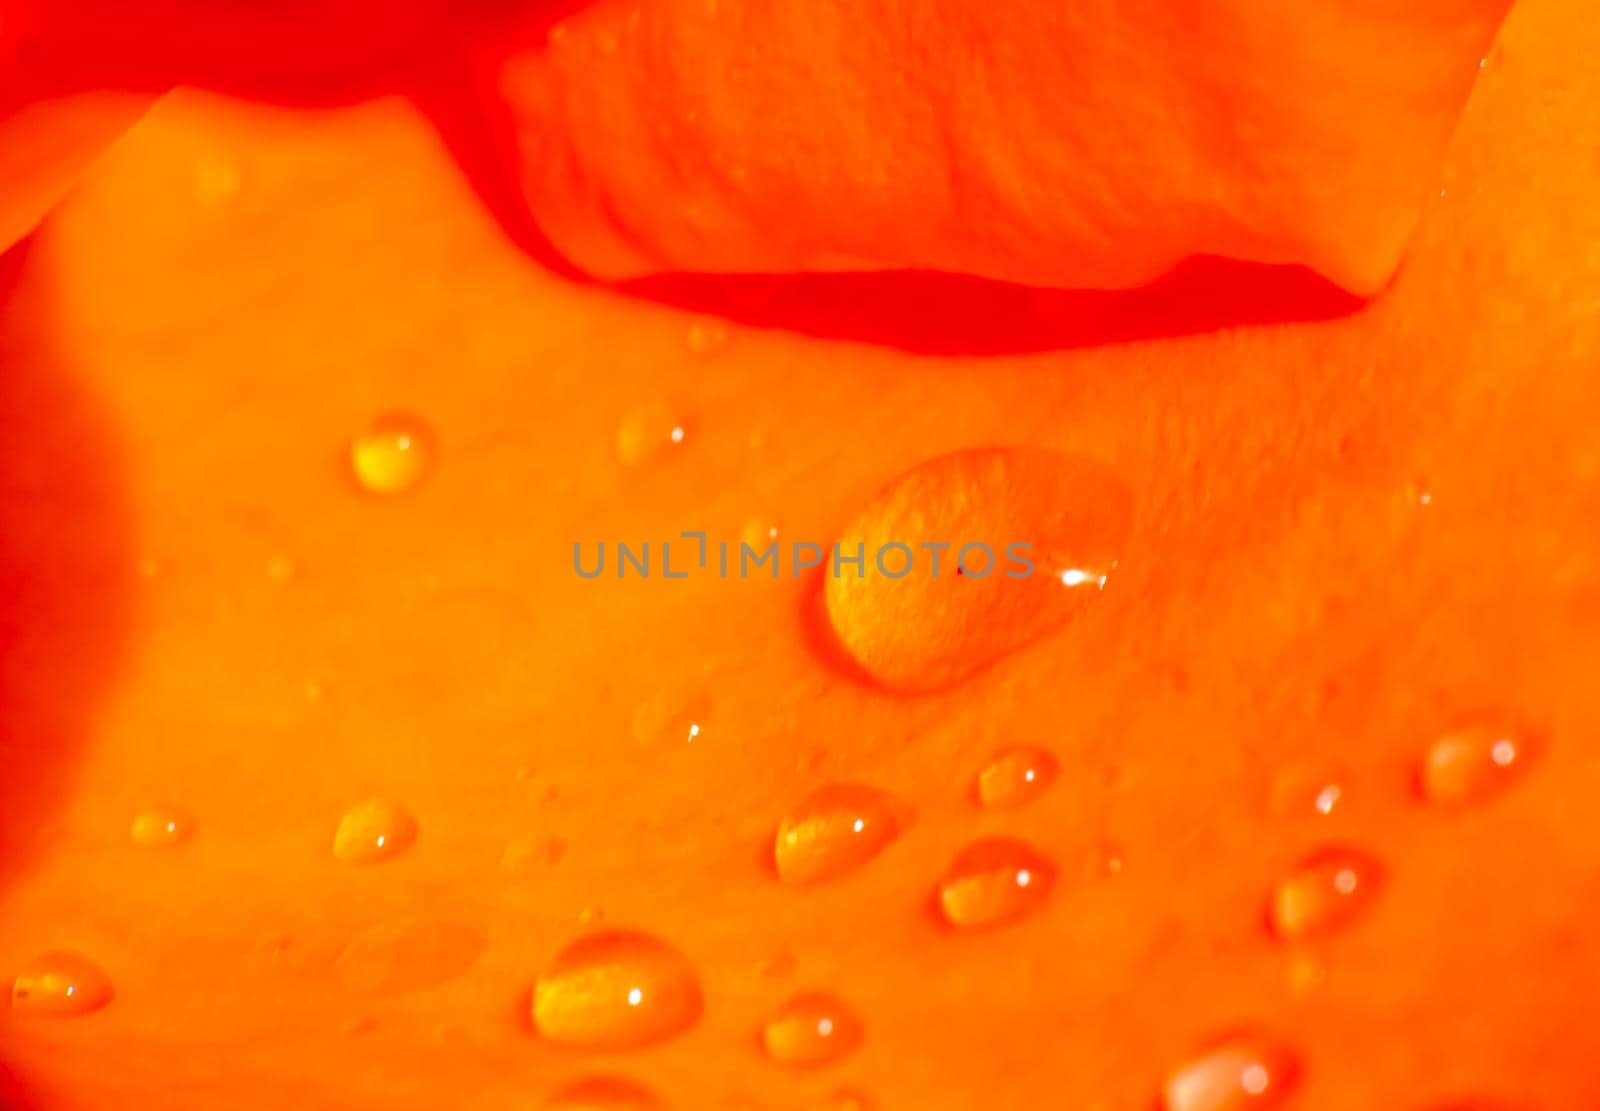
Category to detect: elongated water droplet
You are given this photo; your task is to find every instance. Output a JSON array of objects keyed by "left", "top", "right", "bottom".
[
  {"left": 350, "top": 413, "right": 434, "bottom": 496},
  {"left": 533, "top": 929, "right": 703, "bottom": 1050},
  {"left": 762, "top": 991, "right": 864, "bottom": 1069},
  {"left": 333, "top": 799, "right": 418, "bottom": 865},
  {"left": 617, "top": 400, "right": 690, "bottom": 465},
  {"left": 1163, "top": 1034, "right": 1299, "bottom": 1110},
  {"left": 130, "top": 804, "right": 195, "bottom": 847},
  {"left": 1417, "top": 725, "right": 1532, "bottom": 807},
  {"left": 825, "top": 447, "right": 1132, "bottom": 691},
  {"left": 1267, "top": 847, "right": 1382, "bottom": 940},
  {"left": 335, "top": 919, "right": 485, "bottom": 994},
  {"left": 546, "top": 1076, "right": 663, "bottom": 1109},
  {"left": 975, "top": 746, "right": 1059, "bottom": 809},
  {"left": 774, "top": 784, "right": 905, "bottom": 885},
  {"left": 10, "top": 953, "right": 114, "bottom": 1017},
  {"left": 938, "top": 837, "right": 1055, "bottom": 929},
  {"left": 813, "top": 1090, "right": 874, "bottom": 1111}
]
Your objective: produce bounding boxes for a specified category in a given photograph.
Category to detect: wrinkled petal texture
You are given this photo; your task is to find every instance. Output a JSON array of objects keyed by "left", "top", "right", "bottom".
[{"left": 507, "top": 0, "right": 1511, "bottom": 292}]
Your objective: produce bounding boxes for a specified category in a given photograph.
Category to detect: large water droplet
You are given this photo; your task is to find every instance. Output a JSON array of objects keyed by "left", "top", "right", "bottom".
[
  {"left": 10, "top": 953, "right": 114, "bottom": 1017},
  {"left": 937, "top": 837, "right": 1055, "bottom": 929},
  {"left": 1267, "top": 847, "right": 1382, "bottom": 940},
  {"left": 532, "top": 929, "right": 703, "bottom": 1050},
  {"left": 774, "top": 784, "right": 905, "bottom": 885},
  {"left": 975, "top": 746, "right": 1059, "bottom": 809},
  {"left": 333, "top": 799, "right": 418, "bottom": 865},
  {"left": 350, "top": 413, "right": 434, "bottom": 496},
  {"left": 1162, "top": 1034, "right": 1299, "bottom": 1110},
  {"left": 546, "top": 1076, "right": 663, "bottom": 1109},
  {"left": 130, "top": 804, "right": 196, "bottom": 848},
  {"left": 761, "top": 991, "right": 864, "bottom": 1069},
  {"left": 1417, "top": 724, "right": 1532, "bottom": 807},
  {"left": 335, "top": 919, "right": 485, "bottom": 994},
  {"left": 824, "top": 447, "right": 1132, "bottom": 691}
]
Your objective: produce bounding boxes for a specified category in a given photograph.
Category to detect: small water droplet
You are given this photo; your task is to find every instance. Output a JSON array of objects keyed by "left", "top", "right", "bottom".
[
  {"left": 975, "top": 745, "right": 1059, "bottom": 809},
  {"left": 532, "top": 929, "right": 703, "bottom": 1050},
  {"left": 686, "top": 318, "right": 730, "bottom": 355},
  {"left": 10, "top": 953, "right": 114, "bottom": 1017},
  {"left": 504, "top": 834, "right": 568, "bottom": 872},
  {"left": 1417, "top": 725, "right": 1533, "bottom": 807},
  {"left": 546, "top": 1077, "right": 664, "bottom": 1110},
  {"left": 813, "top": 1090, "right": 874, "bottom": 1111},
  {"left": 192, "top": 156, "right": 243, "bottom": 205},
  {"left": 617, "top": 400, "right": 691, "bottom": 465},
  {"left": 350, "top": 413, "right": 434, "bottom": 496},
  {"left": 759, "top": 951, "right": 797, "bottom": 979},
  {"left": 632, "top": 691, "right": 712, "bottom": 746},
  {"left": 130, "top": 804, "right": 195, "bottom": 848},
  {"left": 762, "top": 991, "right": 864, "bottom": 1069},
  {"left": 1092, "top": 844, "right": 1127, "bottom": 878},
  {"left": 937, "top": 837, "right": 1055, "bottom": 929},
  {"left": 1267, "top": 847, "right": 1382, "bottom": 940},
  {"left": 1268, "top": 761, "right": 1349, "bottom": 820},
  {"left": 333, "top": 799, "right": 418, "bottom": 865},
  {"left": 741, "top": 517, "right": 781, "bottom": 549},
  {"left": 774, "top": 784, "right": 905, "bottom": 885},
  {"left": 334, "top": 919, "right": 485, "bottom": 994},
  {"left": 1163, "top": 1034, "right": 1299, "bottom": 1110},
  {"left": 266, "top": 555, "right": 297, "bottom": 583},
  {"left": 825, "top": 447, "right": 1132, "bottom": 691},
  {"left": 1286, "top": 953, "right": 1326, "bottom": 997}
]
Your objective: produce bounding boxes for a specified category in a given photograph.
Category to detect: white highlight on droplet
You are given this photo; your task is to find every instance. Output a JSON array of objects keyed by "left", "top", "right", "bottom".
[{"left": 1314, "top": 785, "right": 1341, "bottom": 815}]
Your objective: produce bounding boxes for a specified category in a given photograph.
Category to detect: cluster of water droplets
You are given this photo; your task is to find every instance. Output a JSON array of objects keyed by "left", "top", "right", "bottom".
[{"left": 6, "top": 397, "right": 1541, "bottom": 1111}]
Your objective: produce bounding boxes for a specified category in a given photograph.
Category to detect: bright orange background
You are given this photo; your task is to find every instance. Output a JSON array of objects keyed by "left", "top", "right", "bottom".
[{"left": 3, "top": 0, "right": 1599, "bottom": 1107}]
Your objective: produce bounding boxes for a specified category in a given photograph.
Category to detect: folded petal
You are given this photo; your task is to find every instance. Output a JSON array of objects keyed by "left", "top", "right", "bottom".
[{"left": 504, "top": 0, "right": 1510, "bottom": 294}]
